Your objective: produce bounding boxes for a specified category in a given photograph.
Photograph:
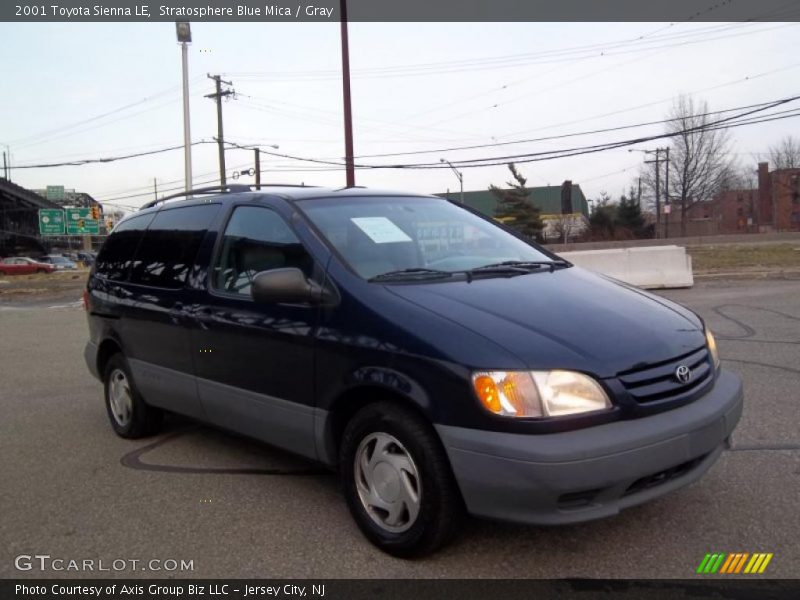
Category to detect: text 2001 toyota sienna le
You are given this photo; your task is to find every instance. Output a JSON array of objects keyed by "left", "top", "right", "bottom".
[{"left": 84, "top": 186, "right": 743, "bottom": 557}]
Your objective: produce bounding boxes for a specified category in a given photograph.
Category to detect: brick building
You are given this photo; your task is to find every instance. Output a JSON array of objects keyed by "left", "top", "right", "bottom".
[{"left": 659, "top": 162, "right": 800, "bottom": 236}]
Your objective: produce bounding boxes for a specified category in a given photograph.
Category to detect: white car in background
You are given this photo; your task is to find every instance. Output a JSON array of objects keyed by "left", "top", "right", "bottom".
[{"left": 39, "top": 255, "right": 78, "bottom": 270}]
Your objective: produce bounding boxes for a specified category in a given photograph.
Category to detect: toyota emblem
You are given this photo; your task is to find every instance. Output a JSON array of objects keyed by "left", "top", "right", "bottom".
[{"left": 675, "top": 365, "right": 691, "bottom": 384}]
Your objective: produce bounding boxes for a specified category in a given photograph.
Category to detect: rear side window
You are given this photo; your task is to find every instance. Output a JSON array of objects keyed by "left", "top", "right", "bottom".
[
  {"left": 212, "top": 206, "right": 313, "bottom": 296},
  {"left": 129, "top": 204, "right": 220, "bottom": 289},
  {"left": 94, "top": 213, "right": 153, "bottom": 281}
]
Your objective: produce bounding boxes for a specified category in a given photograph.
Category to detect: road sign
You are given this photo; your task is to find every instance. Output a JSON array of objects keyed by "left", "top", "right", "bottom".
[
  {"left": 65, "top": 207, "right": 100, "bottom": 235},
  {"left": 38, "top": 209, "right": 66, "bottom": 235}
]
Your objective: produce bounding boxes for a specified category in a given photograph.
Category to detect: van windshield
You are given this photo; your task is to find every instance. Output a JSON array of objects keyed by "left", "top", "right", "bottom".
[{"left": 299, "top": 196, "right": 555, "bottom": 281}]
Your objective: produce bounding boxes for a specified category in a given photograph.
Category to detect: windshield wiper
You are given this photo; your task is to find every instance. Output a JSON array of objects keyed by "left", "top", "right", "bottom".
[
  {"left": 469, "top": 260, "right": 571, "bottom": 275},
  {"left": 368, "top": 268, "right": 454, "bottom": 282}
]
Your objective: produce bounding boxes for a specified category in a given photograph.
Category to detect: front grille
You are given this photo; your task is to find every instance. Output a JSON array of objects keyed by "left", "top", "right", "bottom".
[{"left": 618, "top": 346, "right": 713, "bottom": 404}]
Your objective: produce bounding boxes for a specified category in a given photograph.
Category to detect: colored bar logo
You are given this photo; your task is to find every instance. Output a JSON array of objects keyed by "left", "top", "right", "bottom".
[{"left": 696, "top": 553, "right": 773, "bottom": 574}]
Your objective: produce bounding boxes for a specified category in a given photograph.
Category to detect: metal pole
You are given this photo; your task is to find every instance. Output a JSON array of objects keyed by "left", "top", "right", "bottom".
[
  {"left": 459, "top": 172, "right": 464, "bottom": 205},
  {"left": 340, "top": 0, "right": 355, "bottom": 187},
  {"left": 181, "top": 41, "right": 193, "bottom": 193},
  {"left": 254, "top": 148, "right": 261, "bottom": 189}
]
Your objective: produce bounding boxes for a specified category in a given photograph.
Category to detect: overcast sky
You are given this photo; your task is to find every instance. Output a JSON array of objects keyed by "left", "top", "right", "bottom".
[{"left": 1, "top": 21, "right": 798, "bottom": 212}]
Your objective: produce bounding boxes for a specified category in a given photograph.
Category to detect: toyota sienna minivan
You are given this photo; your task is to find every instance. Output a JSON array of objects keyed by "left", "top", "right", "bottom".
[{"left": 84, "top": 185, "right": 743, "bottom": 557}]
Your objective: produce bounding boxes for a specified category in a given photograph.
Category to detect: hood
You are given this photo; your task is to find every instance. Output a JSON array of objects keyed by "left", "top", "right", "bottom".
[{"left": 386, "top": 266, "right": 704, "bottom": 378}]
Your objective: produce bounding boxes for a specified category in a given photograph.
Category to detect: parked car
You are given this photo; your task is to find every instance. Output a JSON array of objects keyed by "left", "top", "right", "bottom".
[
  {"left": 84, "top": 187, "right": 743, "bottom": 557},
  {"left": 0, "top": 256, "right": 55, "bottom": 275},
  {"left": 39, "top": 254, "right": 77, "bottom": 270},
  {"left": 77, "top": 251, "right": 96, "bottom": 265}
]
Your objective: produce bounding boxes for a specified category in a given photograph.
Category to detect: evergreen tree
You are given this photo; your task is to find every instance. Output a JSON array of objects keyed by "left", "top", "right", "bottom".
[
  {"left": 490, "top": 163, "right": 543, "bottom": 239},
  {"left": 587, "top": 192, "right": 617, "bottom": 240},
  {"left": 616, "top": 187, "right": 645, "bottom": 236}
]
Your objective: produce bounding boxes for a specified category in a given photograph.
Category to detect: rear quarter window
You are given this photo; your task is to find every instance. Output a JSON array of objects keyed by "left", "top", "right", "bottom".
[
  {"left": 94, "top": 213, "right": 154, "bottom": 281},
  {"left": 129, "top": 204, "right": 220, "bottom": 289}
]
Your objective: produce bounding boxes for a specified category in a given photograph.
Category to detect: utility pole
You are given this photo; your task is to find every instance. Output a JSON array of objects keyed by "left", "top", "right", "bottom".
[
  {"left": 644, "top": 150, "right": 662, "bottom": 238},
  {"left": 153, "top": 178, "right": 158, "bottom": 202},
  {"left": 340, "top": 0, "right": 355, "bottom": 187},
  {"left": 664, "top": 147, "right": 670, "bottom": 238},
  {"left": 254, "top": 148, "right": 262, "bottom": 189},
  {"left": 2, "top": 152, "right": 7, "bottom": 180},
  {"left": 206, "top": 74, "right": 235, "bottom": 187}
]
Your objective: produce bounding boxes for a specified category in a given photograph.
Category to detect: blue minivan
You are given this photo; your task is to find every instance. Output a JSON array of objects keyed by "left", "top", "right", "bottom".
[{"left": 84, "top": 186, "right": 743, "bottom": 556}]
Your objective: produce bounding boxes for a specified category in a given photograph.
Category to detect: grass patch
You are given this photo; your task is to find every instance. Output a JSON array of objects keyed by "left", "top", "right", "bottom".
[{"left": 688, "top": 243, "right": 800, "bottom": 272}]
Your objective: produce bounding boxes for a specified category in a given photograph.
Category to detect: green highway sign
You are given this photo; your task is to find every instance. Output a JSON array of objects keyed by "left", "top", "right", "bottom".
[
  {"left": 38, "top": 209, "right": 66, "bottom": 235},
  {"left": 65, "top": 207, "right": 100, "bottom": 235}
]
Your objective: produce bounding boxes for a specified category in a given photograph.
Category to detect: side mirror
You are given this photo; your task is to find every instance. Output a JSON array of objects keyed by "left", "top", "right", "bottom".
[{"left": 251, "top": 268, "right": 324, "bottom": 304}]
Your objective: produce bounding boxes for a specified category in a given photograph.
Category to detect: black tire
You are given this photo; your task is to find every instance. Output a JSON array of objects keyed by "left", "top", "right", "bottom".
[
  {"left": 103, "top": 353, "right": 162, "bottom": 438},
  {"left": 37, "top": 269, "right": 47, "bottom": 274},
  {"left": 340, "top": 401, "right": 463, "bottom": 557}
]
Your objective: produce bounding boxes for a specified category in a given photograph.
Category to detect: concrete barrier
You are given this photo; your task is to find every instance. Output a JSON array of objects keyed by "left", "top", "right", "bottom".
[{"left": 558, "top": 245, "right": 694, "bottom": 289}]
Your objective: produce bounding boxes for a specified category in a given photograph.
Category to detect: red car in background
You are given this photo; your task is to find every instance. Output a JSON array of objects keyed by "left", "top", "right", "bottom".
[{"left": 0, "top": 257, "right": 55, "bottom": 275}]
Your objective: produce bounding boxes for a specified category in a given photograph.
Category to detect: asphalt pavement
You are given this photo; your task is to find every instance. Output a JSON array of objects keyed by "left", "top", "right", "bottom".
[{"left": 0, "top": 279, "right": 798, "bottom": 578}]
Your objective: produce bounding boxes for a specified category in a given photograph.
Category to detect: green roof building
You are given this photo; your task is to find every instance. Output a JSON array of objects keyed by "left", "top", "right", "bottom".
[{"left": 435, "top": 184, "right": 589, "bottom": 219}]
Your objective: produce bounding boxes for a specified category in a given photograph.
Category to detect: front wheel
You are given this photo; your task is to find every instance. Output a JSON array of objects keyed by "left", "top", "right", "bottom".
[
  {"left": 103, "top": 354, "right": 162, "bottom": 438},
  {"left": 340, "top": 402, "right": 463, "bottom": 557}
]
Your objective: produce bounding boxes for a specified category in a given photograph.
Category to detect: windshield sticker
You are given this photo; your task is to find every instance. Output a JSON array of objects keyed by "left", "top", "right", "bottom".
[{"left": 351, "top": 217, "right": 413, "bottom": 244}]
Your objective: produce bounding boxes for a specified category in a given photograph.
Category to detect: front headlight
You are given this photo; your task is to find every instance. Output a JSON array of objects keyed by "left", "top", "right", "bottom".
[
  {"left": 471, "top": 370, "right": 611, "bottom": 418},
  {"left": 706, "top": 328, "right": 720, "bottom": 370}
]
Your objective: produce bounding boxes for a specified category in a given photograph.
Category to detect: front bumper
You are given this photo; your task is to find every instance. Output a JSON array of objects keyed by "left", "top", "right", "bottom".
[{"left": 436, "top": 368, "right": 743, "bottom": 525}]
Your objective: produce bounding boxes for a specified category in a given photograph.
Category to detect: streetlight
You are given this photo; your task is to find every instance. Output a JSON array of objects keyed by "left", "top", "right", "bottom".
[
  {"left": 440, "top": 158, "right": 464, "bottom": 204},
  {"left": 176, "top": 22, "right": 193, "bottom": 193}
]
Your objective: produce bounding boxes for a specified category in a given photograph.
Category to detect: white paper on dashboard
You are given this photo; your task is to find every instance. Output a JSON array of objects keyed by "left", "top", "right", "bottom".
[{"left": 351, "top": 217, "right": 413, "bottom": 244}]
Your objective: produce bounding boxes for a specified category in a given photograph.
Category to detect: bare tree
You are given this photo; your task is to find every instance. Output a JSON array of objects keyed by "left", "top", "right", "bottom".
[
  {"left": 550, "top": 214, "right": 576, "bottom": 244},
  {"left": 666, "top": 95, "right": 735, "bottom": 237},
  {"left": 768, "top": 135, "right": 800, "bottom": 170}
]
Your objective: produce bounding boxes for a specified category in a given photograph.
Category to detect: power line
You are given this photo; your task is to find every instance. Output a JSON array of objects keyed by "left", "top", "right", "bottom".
[
  {"left": 351, "top": 96, "right": 800, "bottom": 159},
  {"left": 7, "top": 77, "right": 208, "bottom": 149},
  {"left": 12, "top": 141, "right": 216, "bottom": 169}
]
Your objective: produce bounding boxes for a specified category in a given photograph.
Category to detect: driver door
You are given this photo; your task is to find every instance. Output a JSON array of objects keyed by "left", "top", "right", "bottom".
[{"left": 190, "top": 204, "right": 321, "bottom": 460}]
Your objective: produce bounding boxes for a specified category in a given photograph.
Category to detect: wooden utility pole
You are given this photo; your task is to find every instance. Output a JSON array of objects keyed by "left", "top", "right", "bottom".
[
  {"left": 645, "top": 150, "right": 662, "bottom": 238},
  {"left": 340, "top": 0, "right": 355, "bottom": 187},
  {"left": 254, "top": 148, "right": 261, "bottom": 189},
  {"left": 205, "top": 75, "right": 235, "bottom": 186},
  {"left": 153, "top": 178, "right": 158, "bottom": 202},
  {"left": 664, "top": 148, "right": 671, "bottom": 238}
]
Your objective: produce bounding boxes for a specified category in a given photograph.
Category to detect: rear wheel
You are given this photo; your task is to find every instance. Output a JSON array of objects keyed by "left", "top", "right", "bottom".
[
  {"left": 37, "top": 268, "right": 47, "bottom": 274},
  {"left": 103, "top": 354, "right": 162, "bottom": 438},
  {"left": 340, "top": 402, "right": 463, "bottom": 557}
]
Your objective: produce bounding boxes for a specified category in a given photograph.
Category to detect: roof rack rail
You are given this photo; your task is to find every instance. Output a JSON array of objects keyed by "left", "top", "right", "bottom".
[
  {"left": 140, "top": 184, "right": 253, "bottom": 210},
  {"left": 139, "top": 183, "right": 320, "bottom": 210}
]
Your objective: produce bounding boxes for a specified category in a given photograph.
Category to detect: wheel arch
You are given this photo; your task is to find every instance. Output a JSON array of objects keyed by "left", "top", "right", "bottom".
[
  {"left": 318, "top": 380, "right": 435, "bottom": 467},
  {"left": 96, "top": 337, "right": 124, "bottom": 378}
]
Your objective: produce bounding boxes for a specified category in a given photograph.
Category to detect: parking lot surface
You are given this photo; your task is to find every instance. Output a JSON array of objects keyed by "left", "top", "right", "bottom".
[{"left": 1, "top": 279, "right": 798, "bottom": 578}]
